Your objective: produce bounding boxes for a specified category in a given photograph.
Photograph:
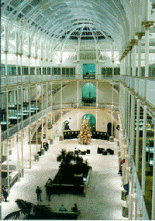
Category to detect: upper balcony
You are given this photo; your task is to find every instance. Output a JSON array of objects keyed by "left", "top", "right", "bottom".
[{"left": 121, "top": 75, "right": 155, "bottom": 108}]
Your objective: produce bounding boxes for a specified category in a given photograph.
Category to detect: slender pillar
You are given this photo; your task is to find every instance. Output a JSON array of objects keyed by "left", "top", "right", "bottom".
[
  {"left": 96, "top": 110, "right": 98, "bottom": 131},
  {"left": 28, "top": 85, "right": 31, "bottom": 119},
  {"left": 46, "top": 82, "right": 48, "bottom": 137},
  {"left": 151, "top": 115, "right": 155, "bottom": 220},
  {"left": 21, "top": 130, "right": 24, "bottom": 177},
  {"left": 136, "top": 33, "right": 144, "bottom": 78},
  {"left": 41, "top": 118, "right": 44, "bottom": 148},
  {"left": 34, "top": 37, "right": 38, "bottom": 75},
  {"left": 135, "top": 196, "right": 138, "bottom": 220},
  {"left": 36, "top": 84, "right": 38, "bottom": 113},
  {"left": 29, "top": 126, "right": 32, "bottom": 169},
  {"left": 17, "top": 133, "right": 20, "bottom": 180},
  {"left": 130, "top": 94, "right": 135, "bottom": 159},
  {"left": 129, "top": 178, "right": 134, "bottom": 219},
  {"left": 7, "top": 139, "right": 10, "bottom": 191},
  {"left": 61, "top": 81, "right": 63, "bottom": 135},
  {"left": 96, "top": 81, "right": 98, "bottom": 108},
  {"left": 135, "top": 99, "right": 140, "bottom": 171},
  {"left": 77, "top": 81, "right": 79, "bottom": 108},
  {"left": 132, "top": 46, "right": 136, "bottom": 77},
  {"left": 21, "top": 86, "right": 23, "bottom": 123},
  {"left": 51, "top": 82, "right": 53, "bottom": 110},
  {"left": 36, "top": 121, "right": 38, "bottom": 153},
  {"left": 142, "top": 105, "right": 147, "bottom": 194},
  {"left": 128, "top": 91, "right": 131, "bottom": 139},
  {"left": 46, "top": 82, "right": 48, "bottom": 109},
  {"left": 16, "top": 86, "right": 19, "bottom": 124},
  {"left": 6, "top": 88, "right": 9, "bottom": 130},
  {"left": 51, "top": 112, "right": 53, "bottom": 139},
  {"left": 15, "top": 31, "right": 19, "bottom": 76},
  {"left": 41, "top": 83, "right": 43, "bottom": 111},
  {"left": 4, "top": 25, "right": 8, "bottom": 80},
  {"left": 0, "top": 127, "right": 1, "bottom": 199},
  {"left": 145, "top": 28, "right": 149, "bottom": 78}
]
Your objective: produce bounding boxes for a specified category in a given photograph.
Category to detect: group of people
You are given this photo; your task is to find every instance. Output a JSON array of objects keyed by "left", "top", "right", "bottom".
[
  {"left": 35, "top": 183, "right": 78, "bottom": 213},
  {"left": 59, "top": 203, "right": 78, "bottom": 212},
  {"left": 35, "top": 178, "right": 53, "bottom": 202}
]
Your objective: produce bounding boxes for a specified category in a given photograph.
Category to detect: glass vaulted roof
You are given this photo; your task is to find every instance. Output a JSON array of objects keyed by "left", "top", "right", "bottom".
[{"left": 1, "top": 0, "right": 155, "bottom": 64}]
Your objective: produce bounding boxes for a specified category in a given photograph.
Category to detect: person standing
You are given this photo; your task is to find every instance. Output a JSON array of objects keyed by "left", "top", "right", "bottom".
[
  {"left": 36, "top": 186, "right": 42, "bottom": 201},
  {"left": 2, "top": 186, "right": 8, "bottom": 202},
  {"left": 45, "top": 179, "right": 53, "bottom": 201},
  {"left": 71, "top": 203, "right": 78, "bottom": 212}
]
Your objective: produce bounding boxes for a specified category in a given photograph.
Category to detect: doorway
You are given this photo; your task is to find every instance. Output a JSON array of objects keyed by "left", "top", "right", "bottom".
[
  {"left": 81, "top": 114, "right": 96, "bottom": 132},
  {"left": 82, "top": 83, "right": 96, "bottom": 105}
]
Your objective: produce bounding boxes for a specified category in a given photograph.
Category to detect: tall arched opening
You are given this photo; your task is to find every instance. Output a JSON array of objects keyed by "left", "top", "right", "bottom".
[
  {"left": 82, "top": 83, "right": 96, "bottom": 105},
  {"left": 81, "top": 114, "right": 96, "bottom": 132}
]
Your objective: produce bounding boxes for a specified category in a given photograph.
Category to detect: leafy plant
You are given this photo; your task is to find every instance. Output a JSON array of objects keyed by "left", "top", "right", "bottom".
[
  {"left": 33, "top": 204, "right": 53, "bottom": 219},
  {"left": 15, "top": 199, "right": 53, "bottom": 220},
  {"left": 15, "top": 199, "right": 32, "bottom": 215}
]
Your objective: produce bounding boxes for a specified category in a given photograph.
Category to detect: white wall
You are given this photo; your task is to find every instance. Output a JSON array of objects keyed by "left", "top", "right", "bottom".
[
  {"left": 50, "top": 109, "right": 119, "bottom": 139},
  {"left": 52, "top": 82, "right": 119, "bottom": 106}
]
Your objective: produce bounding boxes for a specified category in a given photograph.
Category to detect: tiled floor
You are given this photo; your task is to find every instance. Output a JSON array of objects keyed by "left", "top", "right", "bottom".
[{"left": 2, "top": 138, "right": 127, "bottom": 220}]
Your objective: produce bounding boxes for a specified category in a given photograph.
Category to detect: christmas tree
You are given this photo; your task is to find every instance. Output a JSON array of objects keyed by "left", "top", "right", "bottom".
[{"left": 78, "top": 119, "right": 92, "bottom": 145}]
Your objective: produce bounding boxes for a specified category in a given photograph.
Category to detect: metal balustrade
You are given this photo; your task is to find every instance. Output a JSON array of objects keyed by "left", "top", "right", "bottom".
[
  {"left": 1, "top": 103, "right": 118, "bottom": 142},
  {"left": 121, "top": 76, "right": 155, "bottom": 107},
  {"left": 1, "top": 75, "right": 121, "bottom": 87},
  {"left": 131, "top": 160, "right": 149, "bottom": 220}
]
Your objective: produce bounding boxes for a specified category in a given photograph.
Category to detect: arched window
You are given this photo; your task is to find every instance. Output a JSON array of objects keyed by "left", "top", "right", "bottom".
[
  {"left": 81, "top": 114, "right": 96, "bottom": 132},
  {"left": 82, "top": 83, "right": 96, "bottom": 105}
]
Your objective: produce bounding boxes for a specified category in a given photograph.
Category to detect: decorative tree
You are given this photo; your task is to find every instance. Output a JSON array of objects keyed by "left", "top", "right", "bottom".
[{"left": 78, "top": 119, "right": 92, "bottom": 145}]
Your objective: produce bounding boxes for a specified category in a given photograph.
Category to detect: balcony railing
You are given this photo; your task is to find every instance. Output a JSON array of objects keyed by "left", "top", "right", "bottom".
[
  {"left": 1, "top": 74, "right": 121, "bottom": 87},
  {"left": 121, "top": 76, "right": 155, "bottom": 107},
  {"left": 1, "top": 103, "right": 118, "bottom": 142}
]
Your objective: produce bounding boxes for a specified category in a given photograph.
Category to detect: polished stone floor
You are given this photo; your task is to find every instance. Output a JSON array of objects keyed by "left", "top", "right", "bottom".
[{"left": 2, "top": 138, "right": 127, "bottom": 220}]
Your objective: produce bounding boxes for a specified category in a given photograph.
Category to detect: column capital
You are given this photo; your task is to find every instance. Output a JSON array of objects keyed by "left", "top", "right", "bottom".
[
  {"left": 141, "top": 101, "right": 147, "bottom": 107},
  {"left": 142, "top": 21, "right": 154, "bottom": 30},
  {"left": 135, "top": 32, "right": 145, "bottom": 39},
  {"left": 3, "top": 50, "right": 8, "bottom": 54},
  {"left": 130, "top": 39, "right": 138, "bottom": 47}
]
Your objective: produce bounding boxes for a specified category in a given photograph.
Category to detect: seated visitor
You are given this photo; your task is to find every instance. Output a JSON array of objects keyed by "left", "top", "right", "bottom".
[
  {"left": 71, "top": 203, "right": 78, "bottom": 212},
  {"left": 59, "top": 204, "right": 67, "bottom": 211}
]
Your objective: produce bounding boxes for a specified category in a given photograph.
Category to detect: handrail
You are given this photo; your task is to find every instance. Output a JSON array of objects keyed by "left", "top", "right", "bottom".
[
  {"left": 131, "top": 160, "right": 149, "bottom": 220},
  {"left": 120, "top": 75, "right": 155, "bottom": 108},
  {"left": 1, "top": 103, "right": 118, "bottom": 142},
  {"left": 1, "top": 74, "right": 121, "bottom": 87}
]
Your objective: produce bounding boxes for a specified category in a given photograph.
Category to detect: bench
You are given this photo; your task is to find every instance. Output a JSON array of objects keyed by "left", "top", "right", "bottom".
[{"left": 51, "top": 210, "right": 80, "bottom": 220}]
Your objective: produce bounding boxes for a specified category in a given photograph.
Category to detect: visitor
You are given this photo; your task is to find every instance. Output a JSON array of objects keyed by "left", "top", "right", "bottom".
[
  {"left": 45, "top": 186, "right": 51, "bottom": 201},
  {"left": 71, "top": 203, "right": 78, "bottom": 212},
  {"left": 45, "top": 178, "right": 53, "bottom": 186},
  {"left": 59, "top": 204, "right": 67, "bottom": 211},
  {"left": 45, "top": 178, "right": 53, "bottom": 201},
  {"left": 2, "top": 186, "right": 8, "bottom": 202},
  {"left": 36, "top": 186, "right": 42, "bottom": 201}
]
